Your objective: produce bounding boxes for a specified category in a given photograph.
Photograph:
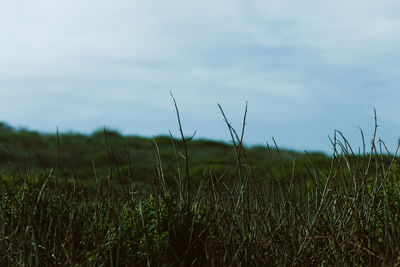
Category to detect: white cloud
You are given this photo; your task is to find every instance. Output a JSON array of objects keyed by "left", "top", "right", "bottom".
[{"left": 1, "top": 0, "right": 400, "bottom": 152}]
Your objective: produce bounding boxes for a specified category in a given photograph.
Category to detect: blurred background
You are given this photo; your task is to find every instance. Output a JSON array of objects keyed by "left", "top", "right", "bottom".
[{"left": 1, "top": 0, "right": 400, "bottom": 153}]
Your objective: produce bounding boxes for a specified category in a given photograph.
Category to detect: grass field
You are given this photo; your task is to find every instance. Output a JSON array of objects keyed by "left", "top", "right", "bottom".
[{"left": 1, "top": 109, "right": 400, "bottom": 265}]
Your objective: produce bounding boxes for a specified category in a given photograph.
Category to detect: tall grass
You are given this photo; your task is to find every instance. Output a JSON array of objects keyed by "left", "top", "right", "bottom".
[{"left": 1, "top": 108, "right": 400, "bottom": 266}]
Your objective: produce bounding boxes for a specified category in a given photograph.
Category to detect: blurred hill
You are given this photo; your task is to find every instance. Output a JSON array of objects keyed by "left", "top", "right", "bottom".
[{"left": 0, "top": 122, "right": 330, "bottom": 188}]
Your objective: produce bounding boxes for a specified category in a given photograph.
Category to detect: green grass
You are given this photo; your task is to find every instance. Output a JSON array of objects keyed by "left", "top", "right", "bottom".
[{"left": 1, "top": 109, "right": 400, "bottom": 265}]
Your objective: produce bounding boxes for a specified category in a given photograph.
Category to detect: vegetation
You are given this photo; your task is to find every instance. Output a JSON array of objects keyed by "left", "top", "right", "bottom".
[
  {"left": 0, "top": 108, "right": 399, "bottom": 265},
  {"left": 0, "top": 121, "right": 328, "bottom": 193}
]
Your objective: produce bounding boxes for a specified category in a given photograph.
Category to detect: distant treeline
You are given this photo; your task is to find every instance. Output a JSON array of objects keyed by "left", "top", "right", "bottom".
[{"left": 0, "top": 121, "right": 330, "bottom": 189}]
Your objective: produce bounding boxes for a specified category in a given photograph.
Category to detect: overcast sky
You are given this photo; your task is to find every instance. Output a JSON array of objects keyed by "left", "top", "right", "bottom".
[{"left": 1, "top": 0, "right": 400, "bottom": 153}]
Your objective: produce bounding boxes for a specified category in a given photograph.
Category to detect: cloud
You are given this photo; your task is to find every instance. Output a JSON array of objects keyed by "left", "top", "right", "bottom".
[{"left": 1, "top": 0, "right": 400, "bottom": 152}]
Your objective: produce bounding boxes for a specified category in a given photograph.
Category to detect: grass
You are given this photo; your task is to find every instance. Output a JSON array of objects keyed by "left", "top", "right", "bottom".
[{"left": 1, "top": 107, "right": 400, "bottom": 265}]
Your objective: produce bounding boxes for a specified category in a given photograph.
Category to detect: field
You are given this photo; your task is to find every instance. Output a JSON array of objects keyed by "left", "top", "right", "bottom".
[{"left": 0, "top": 111, "right": 399, "bottom": 266}]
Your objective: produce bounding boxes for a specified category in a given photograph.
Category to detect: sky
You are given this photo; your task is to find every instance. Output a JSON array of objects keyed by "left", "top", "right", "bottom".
[{"left": 1, "top": 0, "right": 400, "bottom": 154}]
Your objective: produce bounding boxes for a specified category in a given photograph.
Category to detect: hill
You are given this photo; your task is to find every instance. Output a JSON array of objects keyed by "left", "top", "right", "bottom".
[{"left": 0, "top": 122, "right": 330, "bottom": 190}]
